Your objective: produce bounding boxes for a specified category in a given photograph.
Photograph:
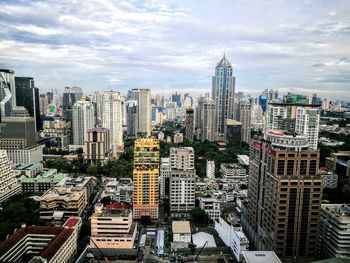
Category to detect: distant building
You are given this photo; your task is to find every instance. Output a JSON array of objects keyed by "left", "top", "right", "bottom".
[
  {"left": 320, "top": 204, "right": 350, "bottom": 259},
  {"left": 239, "top": 98, "right": 251, "bottom": 143},
  {"left": 173, "top": 132, "right": 183, "bottom": 143},
  {"left": 90, "top": 202, "right": 137, "bottom": 249},
  {"left": 128, "top": 89, "right": 152, "bottom": 136},
  {"left": 126, "top": 100, "right": 138, "bottom": 137},
  {"left": 62, "top": 86, "right": 83, "bottom": 122},
  {"left": 172, "top": 221, "right": 191, "bottom": 243},
  {"left": 84, "top": 127, "right": 111, "bottom": 165},
  {"left": 206, "top": 160, "right": 215, "bottom": 179},
  {"left": 72, "top": 99, "right": 95, "bottom": 146},
  {"left": 224, "top": 119, "right": 242, "bottom": 147},
  {"left": 172, "top": 92, "right": 181, "bottom": 107},
  {"left": 201, "top": 99, "right": 215, "bottom": 142},
  {"left": 42, "top": 119, "right": 71, "bottom": 148},
  {"left": 185, "top": 108, "right": 194, "bottom": 141}
]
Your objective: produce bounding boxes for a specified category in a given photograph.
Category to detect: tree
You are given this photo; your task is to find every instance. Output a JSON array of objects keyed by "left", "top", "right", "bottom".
[
  {"left": 87, "top": 164, "right": 98, "bottom": 175},
  {"left": 190, "top": 208, "right": 207, "bottom": 224}
]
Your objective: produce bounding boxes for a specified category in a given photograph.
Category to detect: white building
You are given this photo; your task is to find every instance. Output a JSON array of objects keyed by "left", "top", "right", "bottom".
[
  {"left": 170, "top": 147, "right": 195, "bottom": 171},
  {"left": 201, "top": 99, "right": 215, "bottom": 142},
  {"left": 173, "top": 132, "right": 183, "bottom": 143},
  {"left": 72, "top": 99, "right": 95, "bottom": 146},
  {"left": 128, "top": 89, "right": 151, "bottom": 136},
  {"left": 7, "top": 145, "right": 43, "bottom": 164},
  {"left": 199, "top": 197, "right": 221, "bottom": 220},
  {"left": 99, "top": 91, "right": 124, "bottom": 155},
  {"left": 215, "top": 217, "right": 249, "bottom": 262},
  {"left": 220, "top": 163, "right": 247, "bottom": 182},
  {"left": 160, "top": 157, "right": 171, "bottom": 199},
  {"left": 320, "top": 204, "right": 350, "bottom": 259},
  {"left": 206, "top": 160, "right": 215, "bottom": 179},
  {"left": 0, "top": 150, "right": 22, "bottom": 203},
  {"left": 242, "top": 251, "right": 282, "bottom": 263},
  {"left": 172, "top": 221, "right": 191, "bottom": 243}
]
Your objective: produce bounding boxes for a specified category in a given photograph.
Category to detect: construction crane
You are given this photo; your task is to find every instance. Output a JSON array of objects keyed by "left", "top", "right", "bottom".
[
  {"left": 194, "top": 241, "right": 208, "bottom": 262},
  {"left": 89, "top": 237, "right": 110, "bottom": 262}
]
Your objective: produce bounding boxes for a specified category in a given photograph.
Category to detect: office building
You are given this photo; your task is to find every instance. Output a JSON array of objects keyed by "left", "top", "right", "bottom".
[
  {"left": 220, "top": 163, "right": 247, "bottom": 182},
  {"left": 0, "top": 150, "right": 22, "bottom": 204},
  {"left": 84, "top": 127, "right": 111, "bottom": 165},
  {"left": 6, "top": 145, "right": 43, "bottom": 164},
  {"left": 170, "top": 147, "right": 195, "bottom": 171},
  {"left": 42, "top": 119, "right": 71, "bottom": 148},
  {"left": 72, "top": 99, "right": 95, "bottom": 146},
  {"left": 0, "top": 69, "right": 15, "bottom": 121},
  {"left": 160, "top": 157, "right": 171, "bottom": 199},
  {"left": 185, "top": 108, "right": 194, "bottom": 141},
  {"left": 126, "top": 100, "right": 138, "bottom": 137},
  {"left": 326, "top": 151, "right": 350, "bottom": 185},
  {"left": 206, "top": 160, "right": 215, "bottom": 179},
  {"left": 90, "top": 202, "right": 137, "bottom": 249},
  {"left": 99, "top": 91, "right": 124, "bottom": 154},
  {"left": 0, "top": 218, "right": 80, "bottom": 263},
  {"left": 57, "top": 176, "right": 95, "bottom": 201},
  {"left": 133, "top": 138, "right": 159, "bottom": 219},
  {"left": 224, "top": 119, "right": 242, "bottom": 147},
  {"left": 239, "top": 97, "right": 251, "bottom": 143},
  {"left": 212, "top": 55, "right": 235, "bottom": 136},
  {"left": 39, "top": 94, "right": 48, "bottom": 115},
  {"left": 128, "top": 89, "right": 151, "bottom": 136},
  {"left": 199, "top": 197, "right": 221, "bottom": 220},
  {"left": 262, "top": 89, "right": 279, "bottom": 101},
  {"left": 15, "top": 76, "right": 41, "bottom": 131},
  {"left": 172, "top": 92, "right": 181, "bottom": 107},
  {"left": 201, "top": 99, "right": 215, "bottom": 142},
  {"left": 243, "top": 130, "right": 322, "bottom": 259},
  {"left": 62, "top": 86, "right": 82, "bottom": 122},
  {"left": 319, "top": 204, "right": 350, "bottom": 259},
  {"left": 267, "top": 93, "right": 321, "bottom": 149}
]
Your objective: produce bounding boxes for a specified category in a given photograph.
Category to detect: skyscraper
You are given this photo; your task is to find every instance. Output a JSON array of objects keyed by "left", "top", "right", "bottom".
[
  {"left": 128, "top": 89, "right": 151, "bottom": 137},
  {"left": 267, "top": 93, "right": 321, "bottom": 150},
  {"left": 99, "top": 91, "right": 124, "bottom": 154},
  {"left": 239, "top": 97, "right": 251, "bottom": 143},
  {"left": 72, "top": 99, "right": 95, "bottom": 146},
  {"left": 84, "top": 127, "right": 111, "bottom": 165},
  {"left": 0, "top": 69, "right": 15, "bottom": 122},
  {"left": 62, "top": 87, "right": 83, "bottom": 122},
  {"left": 15, "top": 77, "right": 41, "bottom": 131},
  {"left": 133, "top": 138, "right": 159, "bottom": 219},
  {"left": 185, "top": 108, "right": 194, "bottom": 141},
  {"left": 243, "top": 130, "right": 322, "bottom": 260},
  {"left": 201, "top": 99, "right": 215, "bottom": 142},
  {"left": 126, "top": 100, "right": 138, "bottom": 137},
  {"left": 172, "top": 92, "right": 181, "bottom": 107},
  {"left": 212, "top": 55, "right": 235, "bottom": 136}
]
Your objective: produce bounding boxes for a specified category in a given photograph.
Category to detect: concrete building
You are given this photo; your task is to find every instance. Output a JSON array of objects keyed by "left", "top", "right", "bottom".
[
  {"left": 170, "top": 147, "right": 195, "bottom": 171},
  {"left": 212, "top": 55, "right": 236, "bottom": 136},
  {"left": 220, "top": 163, "right": 247, "bottom": 182},
  {"left": 206, "top": 160, "right": 215, "bottom": 179},
  {"left": 0, "top": 69, "right": 15, "bottom": 121},
  {"left": 199, "top": 197, "right": 221, "bottom": 220},
  {"left": 239, "top": 98, "right": 251, "bottom": 143},
  {"left": 57, "top": 176, "right": 95, "bottom": 201},
  {"left": 320, "top": 204, "right": 350, "bottom": 259},
  {"left": 224, "top": 119, "right": 242, "bottom": 147},
  {"left": 215, "top": 216, "right": 249, "bottom": 262},
  {"left": 42, "top": 119, "right": 71, "bottom": 148},
  {"left": 201, "top": 99, "right": 215, "bottom": 142},
  {"left": 84, "top": 127, "right": 111, "bottom": 165},
  {"left": 133, "top": 139, "right": 159, "bottom": 219},
  {"left": 14, "top": 162, "right": 43, "bottom": 177},
  {"left": 0, "top": 150, "right": 22, "bottom": 204},
  {"left": 126, "top": 100, "right": 138, "bottom": 137},
  {"left": 320, "top": 171, "right": 338, "bottom": 189},
  {"left": 173, "top": 132, "right": 183, "bottom": 143},
  {"left": 62, "top": 86, "right": 82, "bottom": 122},
  {"left": 0, "top": 217, "right": 80, "bottom": 263},
  {"left": 185, "top": 108, "right": 194, "bottom": 141},
  {"left": 90, "top": 202, "right": 137, "bottom": 249},
  {"left": 172, "top": 221, "right": 191, "bottom": 243},
  {"left": 128, "top": 89, "right": 151, "bottom": 136},
  {"left": 72, "top": 99, "right": 95, "bottom": 146},
  {"left": 99, "top": 91, "right": 124, "bottom": 154},
  {"left": 326, "top": 151, "right": 350, "bottom": 185},
  {"left": 242, "top": 251, "right": 282, "bottom": 263},
  {"left": 243, "top": 130, "right": 322, "bottom": 260},
  {"left": 160, "top": 157, "right": 171, "bottom": 199},
  {"left": 6, "top": 145, "right": 43, "bottom": 164}
]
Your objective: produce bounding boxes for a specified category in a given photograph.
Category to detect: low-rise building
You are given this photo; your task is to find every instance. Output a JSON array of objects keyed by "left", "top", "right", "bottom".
[
  {"left": 14, "top": 162, "right": 44, "bottom": 177},
  {"left": 320, "top": 170, "right": 338, "bottom": 189},
  {"left": 242, "top": 251, "right": 282, "bottom": 263},
  {"left": 172, "top": 221, "right": 191, "bottom": 243},
  {"left": 173, "top": 132, "right": 183, "bottom": 143},
  {"left": 199, "top": 197, "right": 221, "bottom": 220},
  {"left": 90, "top": 202, "right": 137, "bottom": 249},
  {"left": 6, "top": 145, "right": 43, "bottom": 164},
  {"left": 320, "top": 204, "right": 350, "bottom": 259},
  {"left": 57, "top": 176, "right": 95, "bottom": 201},
  {"left": 0, "top": 217, "right": 80, "bottom": 263},
  {"left": 220, "top": 163, "right": 247, "bottom": 182}
]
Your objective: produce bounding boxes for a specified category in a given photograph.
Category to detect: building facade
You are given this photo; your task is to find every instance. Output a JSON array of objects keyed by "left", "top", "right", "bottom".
[
  {"left": 206, "top": 160, "right": 215, "bottom": 179},
  {"left": 72, "top": 100, "right": 95, "bottom": 146},
  {"left": 42, "top": 119, "right": 71, "bottom": 148},
  {"left": 201, "top": 99, "right": 215, "bottom": 142},
  {"left": 239, "top": 98, "right": 251, "bottom": 143},
  {"left": 185, "top": 108, "right": 194, "bottom": 141},
  {"left": 128, "top": 89, "right": 151, "bottom": 137},
  {"left": 84, "top": 127, "right": 111, "bottom": 165},
  {"left": 224, "top": 119, "right": 242, "bottom": 147}
]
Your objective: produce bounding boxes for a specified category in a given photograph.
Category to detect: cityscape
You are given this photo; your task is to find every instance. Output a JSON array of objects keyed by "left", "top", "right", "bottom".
[{"left": 0, "top": 1, "right": 350, "bottom": 263}]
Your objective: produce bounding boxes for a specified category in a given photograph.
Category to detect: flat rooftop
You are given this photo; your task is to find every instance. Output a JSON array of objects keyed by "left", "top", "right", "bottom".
[
  {"left": 172, "top": 221, "right": 191, "bottom": 234},
  {"left": 242, "top": 251, "right": 282, "bottom": 263}
]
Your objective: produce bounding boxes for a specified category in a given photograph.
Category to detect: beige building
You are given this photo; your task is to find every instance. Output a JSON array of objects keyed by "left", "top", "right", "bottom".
[
  {"left": 42, "top": 119, "right": 71, "bottom": 148},
  {"left": 90, "top": 202, "right": 137, "bottom": 249},
  {"left": 40, "top": 187, "right": 87, "bottom": 222},
  {"left": 172, "top": 221, "right": 191, "bottom": 243},
  {"left": 84, "top": 127, "right": 111, "bottom": 165}
]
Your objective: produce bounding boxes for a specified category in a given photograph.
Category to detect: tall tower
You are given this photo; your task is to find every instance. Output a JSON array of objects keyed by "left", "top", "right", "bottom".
[
  {"left": 128, "top": 89, "right": 151, "bottom": 137},
  {"left": 239, "top": 97, "right": 251, "bottom": 143},
  {"left": 72, "top": 100, "right": 95, "bottom": 146},
  {"left": 62, "top": 87, "right": 83, "bottom": 121},
  {"left": 243, "top": 130, "right": 322, "bottom": 260},
  {"left": 99, "top": 91, "right": 124, "bottom": 155},
  {"left": 212, "top": 55, "right": 235, "bottom": 136},
  {"left": 0, "top": 69, "right": 15, "bottom": 122},
  {"left": 201, "top": 99, "right": 215, "bottom": 142},
  {"left": 126, "top": 100, "right": 138, "bottom": 137},
  {"left": 133, "top": 138, "right": 160, "bottom": 219},
  {"left": 185, "top": 108, "right": 194, "bottom": 141}
]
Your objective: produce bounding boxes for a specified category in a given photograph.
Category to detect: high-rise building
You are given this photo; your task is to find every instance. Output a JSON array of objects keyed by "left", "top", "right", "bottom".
[
  {"left": 160, "top": 157, "right": 171, "bottom": 199},
  {"left": 0, "top": 150, "right": 22, "bottom": 204},
  {"left": 62, "top": 87, "right": 83, "bottom": 122},
  {"left": 201, "top": 99, "right": 215, "bottom": 142},
  {"left": 319, "top": 204, "right": 350, "bottom": 259},
  {"left": 185, "top": 108, "right": 194, "bottom": 141},
  {"left": 206, "top": 160, "right": 215, "bottom": 179},
  {"left": 212, "top": 55, "right": 235, "bottom": 136},
  {"left": 224, "top": 119, "right": 242, "bottom": 147},
  {"left": 72, "top": 99, "right": 95, "bottom": 146},
  {"left": 39, "top": 94, "right": 48, "bottom": 115},
  {"left": 243, "top": 130, "right": 322, "bottom": 260},
  {"left": 239, "top": 97, "right": 251, "bottom": 143},
  {"left": 126, "top": 100, "right": 138, "bottom": 137},
  {"left": 311, "top": 93, "right": 322, "bottom": 106},
  {"left": 169, "top": 147, "right": 195, "bottom": 217},
  {"left": 128, "top": 89, "right": 151, "bottom": 137},
  {"left": 133, "top": 138, "right": 159, "bottom": 219},
  {"left": 172, "top": 92, "right": 181, "bottom": 107},
  {"left": 42, "top": 119, "right": 71, "bottom": 148},
  {"left": 0, "top": 69, "right": 15, "bottom": 122},
  {"left": 99, "top": 91, "right": 124, "bottom": 154},
  {"left": 84, "top": 127, "right": 111, "bottom": 165},
  {"left": 15, "top": 77, "right": 41, "bottom": 131},
  {"left": 267, "top": 93, "right": 321, "bottom": 150},
  {"left": 262, "top": 89, "right": 279, "bottom": 101}
]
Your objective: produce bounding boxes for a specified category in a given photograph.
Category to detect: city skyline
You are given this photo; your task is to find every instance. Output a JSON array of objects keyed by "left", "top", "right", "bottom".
[{"left": 0, "top": 1, "right": 349, "bottom": 99}]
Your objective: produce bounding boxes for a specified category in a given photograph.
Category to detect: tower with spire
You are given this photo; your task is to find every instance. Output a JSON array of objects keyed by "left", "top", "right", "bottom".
[{"left": 212, "top": 54, "right": 236, "bottom": 136}]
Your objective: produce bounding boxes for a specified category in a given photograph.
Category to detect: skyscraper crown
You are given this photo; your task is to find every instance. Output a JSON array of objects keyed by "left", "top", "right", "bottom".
[{"left": 216, "top": 54, "right": 232, "bottom": 67}]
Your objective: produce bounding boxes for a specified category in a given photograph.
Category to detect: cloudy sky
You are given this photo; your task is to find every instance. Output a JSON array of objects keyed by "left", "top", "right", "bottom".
[{"left": 0, "top": 0, "right": 349, "bottom": 99}]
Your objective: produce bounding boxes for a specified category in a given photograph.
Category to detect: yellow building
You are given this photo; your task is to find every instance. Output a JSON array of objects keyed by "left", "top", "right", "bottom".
[{"left": 133, "top": 138, "right": 160, "bottom": 219}]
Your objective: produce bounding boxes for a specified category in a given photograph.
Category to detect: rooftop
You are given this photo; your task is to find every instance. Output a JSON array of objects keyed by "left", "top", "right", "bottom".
[
  {"left": 15, "top": 162, "right": 42, "bottom": 171},
  {"left": 242, "top": 251, "right": 282, "bottom": 263},
  {"left": 172, "top": 221, "right": 191, "bottom": 234},
  {"left": 192, "top": 232, "right": 216, "bottom": 248},
  {"left": 216, "top": 55, "right": 232, "bottom": 68}
]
